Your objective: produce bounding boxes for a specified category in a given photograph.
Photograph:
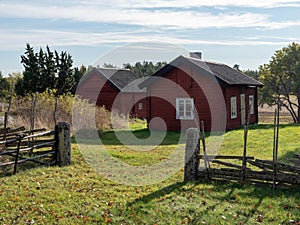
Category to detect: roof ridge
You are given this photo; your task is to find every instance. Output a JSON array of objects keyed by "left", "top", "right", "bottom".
[{"left": 184, "top": 56, "right": 226, "bottom": 66}]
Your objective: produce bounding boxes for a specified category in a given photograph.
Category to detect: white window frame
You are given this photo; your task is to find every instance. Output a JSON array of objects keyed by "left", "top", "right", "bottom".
[
  {"left": 230, "top": 96, "right": 237, "bottom": 119},
  {"left": 176, "top": 98, "right": 194, "bottom": 120},
  {"left": 249, "top": 95, "right": 254, "bottom": 115},
  {"left": 138, "top": 102, "right": 143, "bottom": 110}
]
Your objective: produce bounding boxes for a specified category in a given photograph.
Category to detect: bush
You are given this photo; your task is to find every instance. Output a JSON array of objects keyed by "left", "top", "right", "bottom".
[{"left": 7, "top": 90, "right": 126, "bottom": 133}]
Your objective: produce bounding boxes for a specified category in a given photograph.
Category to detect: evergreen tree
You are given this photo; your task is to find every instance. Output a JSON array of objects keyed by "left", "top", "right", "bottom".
[
  {"left": 18, "top": 44, "right": 74, "bottom": 96},
  {"left": 44, "top": 46, "right": 56, "bottom": 90},
  {"left": 244, "top": 69, "right": 259, "bottom": 80},
  {"left": 73, "top": 65, "right": 87, "bottom": 84},
  {"left": 55, "top": 51, "right": 74, "bottom": 95},
  {"left": 20, "top": 43, "right": 39, "bottom": 95},
  {"left": 123, "top": 61, "right": 166, "bottom": 77}
]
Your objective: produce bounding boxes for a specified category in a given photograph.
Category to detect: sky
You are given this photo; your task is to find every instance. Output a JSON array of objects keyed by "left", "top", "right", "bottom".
[{"left": 1, "top": 0, "right": 300, "bottom": 76}]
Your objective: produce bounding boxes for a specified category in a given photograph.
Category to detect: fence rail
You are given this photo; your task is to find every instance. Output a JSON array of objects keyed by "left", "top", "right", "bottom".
[
  {"left": 184, "top": 128, "right": 300, "bottom": 187},
  {"left": 0, "top": 122, "right": 70, "bottom": 176}
]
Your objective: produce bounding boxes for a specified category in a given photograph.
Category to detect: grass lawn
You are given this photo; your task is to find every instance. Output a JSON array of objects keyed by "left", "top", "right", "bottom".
[{"left": 0, "top": 121, "right": 300, "bottom": 224}]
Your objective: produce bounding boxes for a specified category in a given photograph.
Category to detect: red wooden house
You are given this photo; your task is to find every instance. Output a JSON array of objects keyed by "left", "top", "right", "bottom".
[
  {"left": 76, "top": 67, "right": 147, "bottom": 118},
  {"left": 139, "top": 54, "right": 263, "bottom": 131}
]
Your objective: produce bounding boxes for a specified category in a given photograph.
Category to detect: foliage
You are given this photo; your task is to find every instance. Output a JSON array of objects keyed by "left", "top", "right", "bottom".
[
  {"left": 17, "top": 43, "right": 79, "bottom": 96},
  {"left": 0, "top": 123, "right": 299, "bottom": 224},
  {"left": 233, "top": 64, "right": 241, "bottom": 71},
  {"left": 258, "top": 42, "right": 300, "bottom": 123},
  {"left": 8, "top": 90, "right": 118, "bottom": 132},
  {"left": 243, "top": 69, "right": 259, "bottom": 80},
  {"left": 55, "top": 51, "right": 74, "bottom": 95},
  {"left": 102, "top": 63, "right": 117, "bottom": 68},
  {"left": 0, "top": 71, "right": 10, "bottom": 99},
  {"left": 123, "top": 61, "right": 167, "bottom": 77},
  {"left": 73, "top": 65, "right": 87, "bottom": 85}
]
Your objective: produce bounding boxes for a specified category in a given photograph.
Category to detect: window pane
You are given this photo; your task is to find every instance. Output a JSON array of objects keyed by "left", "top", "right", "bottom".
[
  {"left": 176, "top": 98, "right": 194, "bottom": 119},
  {"left": 179, "top": 103, "right": 185, "bottom": 117},
  {"left": 231, "top": 97, "right": 237, "bottom": 119}
]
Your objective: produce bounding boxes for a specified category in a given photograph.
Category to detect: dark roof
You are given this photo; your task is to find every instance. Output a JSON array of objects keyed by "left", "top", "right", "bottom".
[
  {"left": 186, "top": 57, "right": 263, "bottom": 86},
  {"left": 85, "top": 67, "right": 146, "bottom": 93},
  {"left": 140, "top": 55, "right": 263, "bottom": 88}
]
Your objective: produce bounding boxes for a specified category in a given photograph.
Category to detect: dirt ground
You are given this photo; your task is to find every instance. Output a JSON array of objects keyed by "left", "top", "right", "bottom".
[{"left": 258, "top": 104, "right": 294, "bottom": 123}]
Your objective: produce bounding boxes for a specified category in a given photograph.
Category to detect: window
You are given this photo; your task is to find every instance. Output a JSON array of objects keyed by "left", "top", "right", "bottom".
[
  {"left": 249, "top": 95, "right": 254, "bottom": 114},
  {"left": 230, "top": 96, "right": 237, "bottom": 119},
  {"left": 138, "top": 103, "right": 143, "bottom": 110},
  {"left": 176, "top": 98, "right": 194, "bottom": 120}
]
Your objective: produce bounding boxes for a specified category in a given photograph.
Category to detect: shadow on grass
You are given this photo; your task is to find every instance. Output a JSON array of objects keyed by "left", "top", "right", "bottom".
[
  {"left": 127, "top": 180, "right": 300, "bottom": 224},
  {"left": 278, "top": 148, "right": 300, "bottom": 164},
  {"left": 128, "top": 181, "right": 187, "bottom": 206},
  {"left": 99, "top": 129, "right": 185, "bottom": 146},
  {"left": 229, "top": 123, "right": 300, "bottom": 132}
]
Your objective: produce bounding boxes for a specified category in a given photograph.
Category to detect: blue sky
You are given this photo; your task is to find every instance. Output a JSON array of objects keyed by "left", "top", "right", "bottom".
[{"left": 1, "top": 0, "right": 300, "bottom": 76}]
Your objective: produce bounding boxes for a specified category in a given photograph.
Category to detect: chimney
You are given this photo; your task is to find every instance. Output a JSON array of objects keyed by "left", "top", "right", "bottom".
[{"left": 189, "top": 52, "right": 202, "bottom": 59}]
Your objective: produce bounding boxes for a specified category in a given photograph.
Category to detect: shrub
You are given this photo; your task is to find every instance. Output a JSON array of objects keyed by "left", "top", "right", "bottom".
[{"left": 6, "top": 90, "right": 126, "bottom": 133}]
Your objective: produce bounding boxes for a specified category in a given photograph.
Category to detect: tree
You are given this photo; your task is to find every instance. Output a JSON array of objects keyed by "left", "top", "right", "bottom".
[
  {"left": 73, "top": 65, "right": 87, "bottom": 84},
  {"left": 55, "top": 51, "right": 74, "bottom": 95},
  {"left": 258, "top": 42, "right": 300, "bottom": 123},
  {"left": 19, "top": 44, "right": 74, "bottom": 96},
  {"left": 0, "top": 71, "right": 10, "bottom": 98},
  {"left": 20, "top": 43, "right": 40, "bottom": 95},
  {"left": 243, "top": 69, "right": 259, "bottom": 80},
  {"left": 123, "top": 61, "right": 167, "bottom": 77},
  {"left": 102, "top": 63, "right": 116, "bottom": 68},
  {"left": 233, "top": 64, "right": 241, "bottom": 71}
]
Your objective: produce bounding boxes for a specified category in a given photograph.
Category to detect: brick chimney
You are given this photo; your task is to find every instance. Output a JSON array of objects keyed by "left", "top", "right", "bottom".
[{"left": 189, "top": 52, "right": 202, "bottom": 59}]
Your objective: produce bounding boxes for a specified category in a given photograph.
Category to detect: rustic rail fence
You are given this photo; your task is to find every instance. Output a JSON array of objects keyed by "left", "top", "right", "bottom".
[
  {"left": 0, "top": 122, "right": 71, "bottom": 176},
  {"left": 184, "top": 116, "right": 300, "bottom": 187},
  {"left": 184, "top": 128, "right": 300, "bottom": 187}
]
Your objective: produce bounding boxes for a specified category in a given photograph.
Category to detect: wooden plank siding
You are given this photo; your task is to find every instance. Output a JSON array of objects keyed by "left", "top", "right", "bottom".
[
  {"left": 147, "top": 67, "right": 259, "bottom": 131},
  {"left": 224, "top": 86, "right": 258, "bottom": 130},
  {"left": 76, "top": 71, "right": 147, "bottom": 118}
]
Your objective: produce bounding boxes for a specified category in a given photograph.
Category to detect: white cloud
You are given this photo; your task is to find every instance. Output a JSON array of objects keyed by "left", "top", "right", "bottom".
[
  {"left": 1, "top": 2, "right": 300, "bottom": 30},
  {"left": 85, "top": 0, "right": 300, "bottom": 9},
  {"left": 0, "top": 28, "right": 293, "bottom": 51}
]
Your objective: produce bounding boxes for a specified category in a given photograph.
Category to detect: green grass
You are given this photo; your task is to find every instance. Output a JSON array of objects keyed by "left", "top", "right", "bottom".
[{"left": 0, "top": 121, "right": 300, "bottom": 224}]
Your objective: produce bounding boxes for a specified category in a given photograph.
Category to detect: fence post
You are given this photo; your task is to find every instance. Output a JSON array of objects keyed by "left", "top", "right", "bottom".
[
  {"left": 184, "top": 128, "right": 199, "bottom": 182},
  {"left": 56, "top": 122, "right": 71, "bottom": 166}
]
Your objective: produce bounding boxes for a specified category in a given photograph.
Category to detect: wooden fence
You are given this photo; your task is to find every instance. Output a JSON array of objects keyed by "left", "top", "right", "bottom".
[
  {"left": 0, "top": 122, "right": 71, "bottom": 175},
  {"left": 184, "top": 127, "right": 300, "bottom": 187}
]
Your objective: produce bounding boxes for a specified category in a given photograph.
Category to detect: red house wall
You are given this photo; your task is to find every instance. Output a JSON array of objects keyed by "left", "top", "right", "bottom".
[
  {"left": 147, "top": 67, "right": 258, "bottom": 131},
  {"left": 147, "top": 67, "right": 226, "bottom": 131},
  {"left": 76, "top": 72, "right": 147, "bottom": 118},
  {"left": 224, "top": 86, "right": 258, "bottom": 130},
  {"left": 76, "top": 72, "right": 119, "bottom": 111},
  {"left": 116, "top": 93, "right": 147, "bottom": 118}
]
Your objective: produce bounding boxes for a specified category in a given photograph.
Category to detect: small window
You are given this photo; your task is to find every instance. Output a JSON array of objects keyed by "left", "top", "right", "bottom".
[
  {"left": 138, "top": 103, "right": 143, "bottom": 110},
  {"left": 230, "top": 96, "right": 237, "bottom": 119},
  {"left": 249, "top": 95, "right": 254, "bottom": 114},
  {"left": 176, "top": 98, "right": 194, "bottom": 120}
]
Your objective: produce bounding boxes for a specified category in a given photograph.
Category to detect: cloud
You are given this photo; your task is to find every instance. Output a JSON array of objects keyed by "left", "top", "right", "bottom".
[
  {"left": 73, "top": 0, "right": 300, "bottom": 9},
  {"left": 1, "top": 2, "right": 300, "bottom": 30},
  {"left": 81, "top": 0, "right": 300, "bottom": 9},
  {"left": 0, "top": 28, "right": 293, "bottom": 51}
]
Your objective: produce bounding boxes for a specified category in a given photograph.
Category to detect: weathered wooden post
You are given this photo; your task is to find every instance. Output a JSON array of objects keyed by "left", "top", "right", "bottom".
[
  {"left": 184, "top": 128, "right": 200, "bottom": 182},
  {"left": 56, "top": 122, "right": 71, "bottom": 166}
]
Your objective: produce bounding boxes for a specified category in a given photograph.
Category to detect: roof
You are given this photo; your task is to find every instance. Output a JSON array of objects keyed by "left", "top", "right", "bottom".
[
  {"left": 84, "top": 67, "right": 146, "bottom": 93},
  {"left": 139, "top": 55, "right": 263, "bottom": 88},
  {"left": 186, "top": 57, "right": 263, "bottom": 86}
]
